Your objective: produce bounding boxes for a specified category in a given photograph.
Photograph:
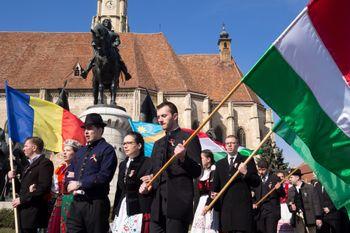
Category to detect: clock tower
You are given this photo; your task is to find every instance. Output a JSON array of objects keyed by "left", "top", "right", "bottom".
[{"left": 92, "top": 0, "right": 129, "bottom": 32}]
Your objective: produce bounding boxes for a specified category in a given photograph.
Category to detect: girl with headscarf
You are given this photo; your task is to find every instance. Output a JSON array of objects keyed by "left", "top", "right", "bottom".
[
  {"left": 191, "top": 149, "right": 219, "bottom": 233},
  {"left": 47, "top": 139, "right": 81, "bottom": 233}
]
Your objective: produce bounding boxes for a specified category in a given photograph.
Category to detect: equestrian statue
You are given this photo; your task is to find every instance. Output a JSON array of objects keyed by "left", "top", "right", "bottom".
[{"left": 81, "top": 19, "right": 132, "bottom": 105}]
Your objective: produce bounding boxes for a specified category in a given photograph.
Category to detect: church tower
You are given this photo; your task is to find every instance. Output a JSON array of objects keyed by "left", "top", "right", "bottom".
[
  {"left": 92, "top": 0, "right": 129, "bottom": 32},
  {"left": 218, "top": 24, "right": 232, "bottom": 62}
]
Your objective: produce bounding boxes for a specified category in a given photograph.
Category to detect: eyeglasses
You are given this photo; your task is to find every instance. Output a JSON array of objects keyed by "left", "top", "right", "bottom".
[{"left": 122, "top": 141, "right": 136, "bottom": 146}]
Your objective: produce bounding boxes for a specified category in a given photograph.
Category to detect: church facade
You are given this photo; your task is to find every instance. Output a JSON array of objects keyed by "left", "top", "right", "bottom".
[{"left": 0, "top": 0, "right": 273, "bottom": 149}]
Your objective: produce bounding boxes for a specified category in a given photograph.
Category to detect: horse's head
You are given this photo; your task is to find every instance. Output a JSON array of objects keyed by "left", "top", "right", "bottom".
[{"left": 91, "top": 23, "right": 111, "bottom": 56}]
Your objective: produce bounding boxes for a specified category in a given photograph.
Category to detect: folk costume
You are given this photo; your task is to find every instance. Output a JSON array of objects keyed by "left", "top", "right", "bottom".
[
  {"left": 111, "top": 154, "right": 152, "bottom": 233},
  {"left": 191, "top": 165, "right": 219, "bottom": 233},
  {"left": 47, "top": 163, "right": 73, "bottom": 233}
]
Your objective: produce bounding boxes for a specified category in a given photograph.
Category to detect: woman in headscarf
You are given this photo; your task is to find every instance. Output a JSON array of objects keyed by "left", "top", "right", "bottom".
[
  {"left": 47, "top": 139, "right": 81, "bottom": 233},
  {"left": 111, "top": 132, "right": 152, "bottom": 233}
]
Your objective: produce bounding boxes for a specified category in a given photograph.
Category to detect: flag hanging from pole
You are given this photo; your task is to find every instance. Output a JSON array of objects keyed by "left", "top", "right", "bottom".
[
  {"left": 241, "top": 0, "right": 350, "bottom": 216},
  {"left": 5, "top": 82, "right": 86, "bottom": 152}
]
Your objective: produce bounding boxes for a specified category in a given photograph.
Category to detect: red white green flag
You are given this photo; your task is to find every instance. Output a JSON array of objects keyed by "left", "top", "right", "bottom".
[{"left": 242, "top": 0, "right": 350, "bottom": 216}]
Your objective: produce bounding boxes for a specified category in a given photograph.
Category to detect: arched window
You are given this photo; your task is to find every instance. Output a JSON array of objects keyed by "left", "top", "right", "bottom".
[
  {"left": 237, "top": 127, "right": 246, "bottom": 147},
  {"left": 214, "top": 126, "right": 224, "bottom": 143}
]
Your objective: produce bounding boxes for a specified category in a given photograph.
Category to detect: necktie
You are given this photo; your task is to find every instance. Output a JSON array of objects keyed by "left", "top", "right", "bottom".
[{"left": 229, "top": 156, "right": 234, "bottom": 169}]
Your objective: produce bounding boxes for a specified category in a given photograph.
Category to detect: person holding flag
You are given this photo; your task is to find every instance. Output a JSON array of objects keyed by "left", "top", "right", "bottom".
[
  {"left": 252, "top": 159, "right": 285, "bottom": 233},
  {"left": 139, "top": 101, "right": 202, "bottom": 233},
  {"left": 211, "top": 135, "right": 260, "bottom": 233},
  {"left": 8, "top": 137, "right": 54, "bottom": 233}
]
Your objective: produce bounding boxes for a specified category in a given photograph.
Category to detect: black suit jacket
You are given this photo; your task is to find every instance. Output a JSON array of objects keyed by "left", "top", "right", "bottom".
[
  {"left": 313, "top": 181, "right": 342, "bottom": 222},
  {"left": 213, "top": 154, "right": 260, "bottom": 232},
  {"left": 112, "top": 155, "right": 153, "bottom": 217},
  {"left": 150, "top": 128, "right": 202, "bottom": 223},
  {"left": 17, "top": 154, "right": 54, "bottom": 229},
  {"left": 252, "top": 172, "right": 285, "bottom": 220},
  {"left": 287, "top": 182, "right": 322, "bottom": 226}
]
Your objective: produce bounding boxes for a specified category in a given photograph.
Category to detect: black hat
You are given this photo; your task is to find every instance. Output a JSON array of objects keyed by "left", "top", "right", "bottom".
[
  {"left": 82, "top": 113, "right": 107, "bottom": 128},
  {"left": 257, "top": 159, "right": 269, "bottom": 169},
  {"left": 290, "top": 168, "right": 302, "bottom": 177}
]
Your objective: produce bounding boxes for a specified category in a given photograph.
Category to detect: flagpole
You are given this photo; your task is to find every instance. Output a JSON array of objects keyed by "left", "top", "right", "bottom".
[
  {"left": 255, "top": 166, "right": 302, "bottom": 206},
  {"left": 204, "top": 130, "right": 273, "bottom": 214},
  {"left": 147, "top": 80, "right": 244, "bottom": 188},
  {"left": 8, "top": 138, "right": 19, "bottom": 233}
]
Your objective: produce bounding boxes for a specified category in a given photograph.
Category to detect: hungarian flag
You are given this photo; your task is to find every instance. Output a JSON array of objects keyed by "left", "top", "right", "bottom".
[
  {"left": 242, "top": 0, "right": 350, "bottom": 215},
  {"left": 182, "top": 128, "right": 227, "bottom": 161},
  {"left": 6, "top": 82, "right": 86, "bottom": 152}
]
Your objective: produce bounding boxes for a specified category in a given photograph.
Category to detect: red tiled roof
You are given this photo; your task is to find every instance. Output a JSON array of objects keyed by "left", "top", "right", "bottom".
[
  {"left": 0, "top": 32, "right": 260, "bottom": 103},
  {"left": 179, "top": 54, "right": 260, "bottom": 102}
]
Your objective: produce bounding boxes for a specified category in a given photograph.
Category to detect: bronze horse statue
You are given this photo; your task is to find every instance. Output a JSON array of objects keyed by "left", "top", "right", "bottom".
[{"left": 81, "top": 21, "right": 131, "bottom": 105}]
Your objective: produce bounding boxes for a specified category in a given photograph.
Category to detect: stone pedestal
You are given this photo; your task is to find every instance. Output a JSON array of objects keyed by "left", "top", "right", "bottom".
[{"left": 79, "top": 105, "right": 131, "bottom": 203}]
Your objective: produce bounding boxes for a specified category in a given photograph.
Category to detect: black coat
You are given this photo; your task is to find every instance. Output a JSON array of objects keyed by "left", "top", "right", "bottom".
[
  {"left": 17, "top": 155, "right": 54, "bottom": 229},
  {"left": 112, "top": 155, "right": 153, "bottom": 217},
  {"left": 313, "top": 181, "right": 342, "bottom": 222},
  {"left": 213, "top": 154, "right": 260, "bottom": 232},
  {"left": 252, "top": 173, "right": 285, "bottom": 220},
  {"left": 150, "top": 128, "right": 202, "bottom": 223},
  {"left": 287, "top": 182, "right": 322, "bottom": 226}
]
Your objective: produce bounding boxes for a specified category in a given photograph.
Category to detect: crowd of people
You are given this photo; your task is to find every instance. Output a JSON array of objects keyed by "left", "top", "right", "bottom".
[{"left": 1, "top": 101, "right": 349, "bottom": 233}]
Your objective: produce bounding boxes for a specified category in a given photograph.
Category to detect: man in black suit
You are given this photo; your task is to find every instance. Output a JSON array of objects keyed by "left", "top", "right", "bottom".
[
  {"left": 140, "top": 101, "right": 202, "bottom": 233},
  {"left": 287, "top": 169, "right": 322, "bottom": 233},
  {"left": 252, "top": 160, "right": 285, "bottom": 233},
  {"left": 212, "top": 135, "right": 260, "bottom": 233},
  {"left": 8, "top": 137, "right": 54, "bottom": 233},
  {"left": 313, "top": 179, "right": 344, "bottom": 233}
]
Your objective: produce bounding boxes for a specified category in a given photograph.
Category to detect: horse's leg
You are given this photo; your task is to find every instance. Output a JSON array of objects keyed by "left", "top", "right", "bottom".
[
  {"left": 98, "top": 82, "right": 104, "bottom": 104},
  {"left": 93, "top": 79, "right": 98, "bottom": 105},
  {"left": 110, "top": 76, "right": 118, "bottom": 106}
]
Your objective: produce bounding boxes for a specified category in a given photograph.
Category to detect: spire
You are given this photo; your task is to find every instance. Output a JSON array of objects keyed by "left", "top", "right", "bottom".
[
  {"left": 92, "top": 0, "right": 129, "bottom": 32},
  {"left": 218, "top": 23, "right": 232, "bottom": 62}
]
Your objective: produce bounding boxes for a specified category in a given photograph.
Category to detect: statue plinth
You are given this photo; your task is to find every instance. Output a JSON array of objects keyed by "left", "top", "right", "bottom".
[{"left": 79, "top": 105, "right": 131, "bottom": 203}]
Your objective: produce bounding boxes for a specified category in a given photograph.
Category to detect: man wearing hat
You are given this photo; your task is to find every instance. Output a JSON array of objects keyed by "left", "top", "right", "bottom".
[
  {"left": 252, "top": 159, "right": 285, "bottom": 233},
  {"left": 66, "top": 113, "right": 117, "bottom": 233},
  {"left": 287, "top": 168, "right": 322, "bottom": 233}
]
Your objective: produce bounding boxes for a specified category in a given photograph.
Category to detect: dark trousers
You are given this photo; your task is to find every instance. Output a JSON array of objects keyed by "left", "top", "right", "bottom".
[
  {"left": 20, "top": 229, "right": 37, "bottom": 233},
  {"left": 256, "top": 216, "right": 278, "bottom": 233},
  {"left": 318, "top": 220, "right": 342, "bottom": 233},
  {"left": 150, "top": 215, "right": 189, "bottom": 233},
  {"left": 67, "top": 198, "right": 110, "bottom": 233}
]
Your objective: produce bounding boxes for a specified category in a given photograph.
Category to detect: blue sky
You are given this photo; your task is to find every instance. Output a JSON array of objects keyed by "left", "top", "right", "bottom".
[{"left": 0, "top": 0, "right": 308, "bottom": 166}]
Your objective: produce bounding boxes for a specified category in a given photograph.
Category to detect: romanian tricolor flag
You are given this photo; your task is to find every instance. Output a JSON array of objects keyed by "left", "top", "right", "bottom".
[{"left": 5, "top": 82, "right": 86, "bottom": 152}]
